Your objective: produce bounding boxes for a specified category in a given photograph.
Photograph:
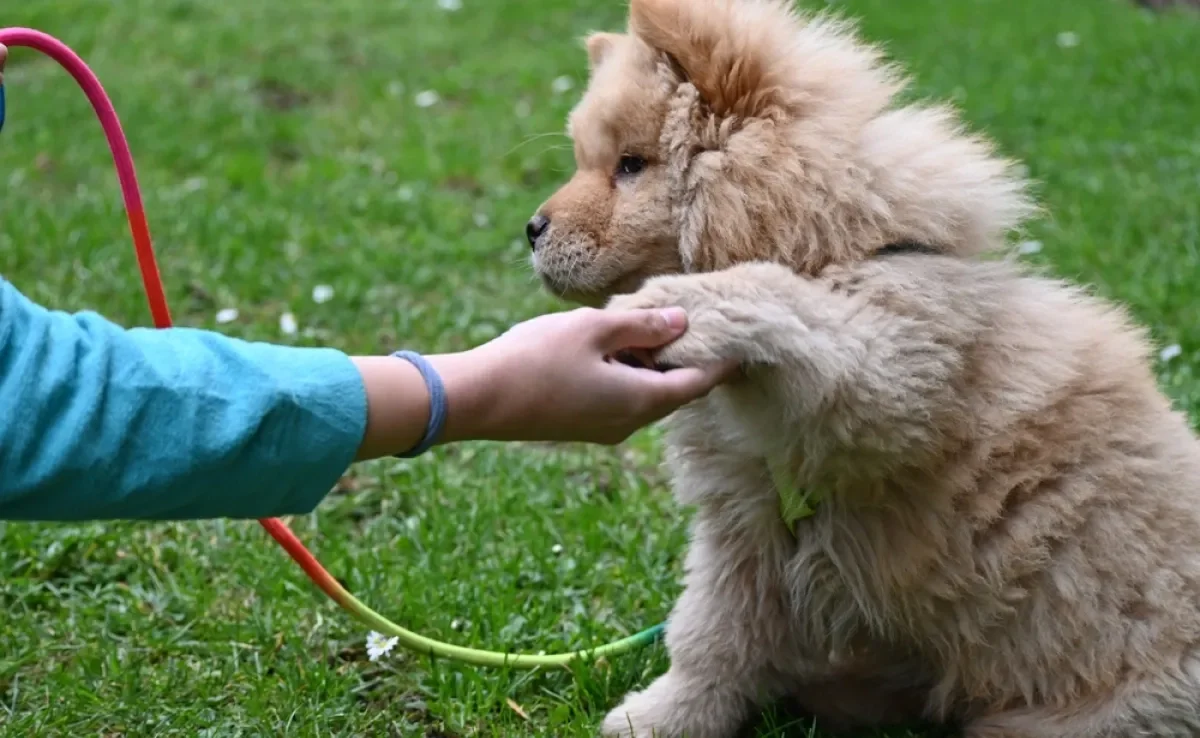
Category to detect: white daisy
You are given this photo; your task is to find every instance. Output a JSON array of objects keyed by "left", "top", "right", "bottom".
[
  {"left": 279, "top": 312, "right": 299, "bottom": 335},
  {"left": 1057, "top": 32, "right": 1079, "bottom": 49},
  {"left": 215, "top": 308, "right": 239, "bottom": 324},
  {"left": 365, "top": 631, "right": 399, "bottom": 661},
  {"left": 1160, "top": 344, "right": 1183, "bottom": 363},
  {"left": 311, "top": 285, "right": 335, "bottom": 304},
  {"left": 414, "top": 90, "right": 440, "bottom": 108}
]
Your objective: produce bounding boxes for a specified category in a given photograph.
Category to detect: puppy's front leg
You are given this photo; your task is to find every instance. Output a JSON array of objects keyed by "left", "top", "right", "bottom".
[
  {"left": 608, "top": 261, "right": 966, "bottom": 461},
  {"left": 601, "top": 508, "right": 792, "bottom": 738}
]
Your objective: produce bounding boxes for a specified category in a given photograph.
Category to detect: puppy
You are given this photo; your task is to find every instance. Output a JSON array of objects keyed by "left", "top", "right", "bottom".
[{"left": 526, "top": 1, "right": 1200, "bottom": 736}]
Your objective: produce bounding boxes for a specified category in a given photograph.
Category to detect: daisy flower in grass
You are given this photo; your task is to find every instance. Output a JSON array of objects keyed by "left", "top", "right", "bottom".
[{"left": 366, "top": 631, "right": 399, "bottom": 661}]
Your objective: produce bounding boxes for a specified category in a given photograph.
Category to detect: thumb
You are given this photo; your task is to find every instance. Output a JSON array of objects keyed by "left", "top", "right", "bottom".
[
  {"left": 593, "top": 306, "right": 689, "bottom": 353},
  {"left": 646, "top": 360, "right": 741, "bottom": 410},
  {"left": 0, "top": 44, "right": 7, "bottom": 83}
]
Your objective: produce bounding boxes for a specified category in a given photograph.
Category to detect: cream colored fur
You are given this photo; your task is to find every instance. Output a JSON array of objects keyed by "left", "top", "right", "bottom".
[{"left": 527, "top": 1, "right": 1200, "bottom": 736}]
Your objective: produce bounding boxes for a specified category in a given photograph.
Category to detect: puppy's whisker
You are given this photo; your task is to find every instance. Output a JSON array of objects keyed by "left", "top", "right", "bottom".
[{"left": 505, "top": 131, "right": 570, "bottom": 158}]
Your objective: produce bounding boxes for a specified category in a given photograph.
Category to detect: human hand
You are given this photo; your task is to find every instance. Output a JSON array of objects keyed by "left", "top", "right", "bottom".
[
  {"left": 351, "top": 306, "right": 737, "bottom": 460},
  {"left": 431, "top": 307, "right": 738, "bottom": 446},
  {"left": 0, "top": 43, "right": 7, "bottom": 85}
]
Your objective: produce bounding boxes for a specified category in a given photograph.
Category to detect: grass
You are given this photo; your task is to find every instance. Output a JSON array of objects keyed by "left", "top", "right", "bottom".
[{"left": 0, "top": 0, "right": 1197, "bottom": 735}]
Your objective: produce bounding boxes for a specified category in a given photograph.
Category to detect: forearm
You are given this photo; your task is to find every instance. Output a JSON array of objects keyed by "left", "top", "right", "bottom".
[
  {"left": 350, "top": 351, "right": 501, "bottom": 460},
  {"left": 0, "top": 278, "right": 368, "bottom": 521}
]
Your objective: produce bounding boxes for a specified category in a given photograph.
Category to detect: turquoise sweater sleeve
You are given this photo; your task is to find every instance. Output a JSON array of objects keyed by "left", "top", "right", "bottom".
[{"left": 0, "top": 277, "right": 368, "bottom": 521}]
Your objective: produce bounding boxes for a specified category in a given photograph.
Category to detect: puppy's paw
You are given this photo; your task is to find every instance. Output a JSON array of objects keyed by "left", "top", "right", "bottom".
[
  {"left": 600, "top": 670, "right": 744, "bottom": 738},
  {"left": 599, "top": 688, "right": 671, "bottom": 738},
  {"left": 607, "top": 274, "right": 759, "bottom": 369}
]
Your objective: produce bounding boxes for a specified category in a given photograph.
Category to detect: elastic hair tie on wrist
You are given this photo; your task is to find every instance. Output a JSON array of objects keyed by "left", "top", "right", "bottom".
[{"left": 391, "top": 350, "right": 447, "bottom": 458}]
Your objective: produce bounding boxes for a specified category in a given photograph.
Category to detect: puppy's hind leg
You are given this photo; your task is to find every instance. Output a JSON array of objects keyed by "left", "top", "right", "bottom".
[
  {"left": 600, "top": 516, "right": 792, "bottom": 738},
  {"left": 965, "top": 666, "right": 1200, "bottom": 738}
]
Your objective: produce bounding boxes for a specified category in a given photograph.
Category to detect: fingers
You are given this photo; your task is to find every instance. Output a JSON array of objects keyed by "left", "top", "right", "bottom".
[
  {"left": 589, "top": 306, "right": 688, "bottom": 353},
  {"left": 636, "top": 359, "right": 741, "bottom": 419},
  {"left": 0, "top": 44, "right": 7, "bottom": 84},
  {"left": 663, "top": 360, "right": 741, "bottom": 400}
]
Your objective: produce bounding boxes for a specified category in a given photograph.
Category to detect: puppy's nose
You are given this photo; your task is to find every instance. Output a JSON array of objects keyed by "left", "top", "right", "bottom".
[{"left": 526, "top": 214, "right": 550, "bottom": 250}]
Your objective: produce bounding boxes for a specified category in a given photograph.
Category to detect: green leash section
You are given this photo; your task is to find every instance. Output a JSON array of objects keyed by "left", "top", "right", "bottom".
[
  {"left": 353, "top": 451, "right": 815, "bottom": 666},
  {"left": 370, "top": 452, "right": 814, "bottom": 666},
  {"left": 346, "top": 581, "right": 666, "bottom": 667}
]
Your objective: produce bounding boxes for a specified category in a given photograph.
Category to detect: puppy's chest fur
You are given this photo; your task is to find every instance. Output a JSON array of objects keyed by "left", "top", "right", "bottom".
[{"left": 661, "top": 259, "right": 981, "bottom": 654}]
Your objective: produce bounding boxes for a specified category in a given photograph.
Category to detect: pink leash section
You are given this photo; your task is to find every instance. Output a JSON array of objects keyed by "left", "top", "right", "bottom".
[{"left": 0, "top": 28, "right": 172, "bottom": 328}]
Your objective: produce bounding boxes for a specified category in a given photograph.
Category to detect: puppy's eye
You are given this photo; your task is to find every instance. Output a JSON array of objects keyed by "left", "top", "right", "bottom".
[{"left": 616, "top": 155, "right": 647, "bottom": 177}]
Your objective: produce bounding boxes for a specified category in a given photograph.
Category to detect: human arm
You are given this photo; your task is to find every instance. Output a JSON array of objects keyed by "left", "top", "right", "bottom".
[
  {"left": 0, "top": 276, "right": 731, "bottom": 522},
  {"left": 0, "top": 277, "right": 368, "bottom": 520}
]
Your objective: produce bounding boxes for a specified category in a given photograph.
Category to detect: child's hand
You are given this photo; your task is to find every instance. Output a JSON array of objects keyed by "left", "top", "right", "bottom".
[
  {"left": 352, "top": 306, "right": 737, "bottom": 459},
  {"left": 439, "top": 307, "right": 737, "bottom": 445}
]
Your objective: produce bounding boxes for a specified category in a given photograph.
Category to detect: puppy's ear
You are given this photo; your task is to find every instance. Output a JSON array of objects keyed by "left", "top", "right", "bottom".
[
  {"left": 629, "top": 0, "right": 790, "bottom": 119},
  {"left": 630, "top": 0, "right": 901, "bottom": 126},
  {"left": 583, "top": 32, "right": 622, "bottom": 72}
]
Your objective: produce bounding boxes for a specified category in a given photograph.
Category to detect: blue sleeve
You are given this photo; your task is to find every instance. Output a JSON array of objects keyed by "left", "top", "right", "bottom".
[{"left": 0, "top": 277, "right": 368, "bottom": 521}]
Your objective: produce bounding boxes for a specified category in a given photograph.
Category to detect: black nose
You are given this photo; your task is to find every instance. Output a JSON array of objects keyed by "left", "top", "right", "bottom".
[{"left": 526, "top": 214, "right": 550, "bottom": 250}]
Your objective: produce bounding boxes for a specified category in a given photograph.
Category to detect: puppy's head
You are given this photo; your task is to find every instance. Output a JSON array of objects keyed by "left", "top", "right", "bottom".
[{"left": 526, "top": 0, "right": 1034, "bottom": 305}]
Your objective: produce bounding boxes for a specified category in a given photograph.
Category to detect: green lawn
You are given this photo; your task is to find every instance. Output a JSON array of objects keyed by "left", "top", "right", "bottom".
[{"left": 1, "top": 0, "right": 1197, "bottom": 735}]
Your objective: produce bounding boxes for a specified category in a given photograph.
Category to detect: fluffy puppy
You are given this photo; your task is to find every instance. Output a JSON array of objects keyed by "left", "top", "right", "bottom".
[{"left": 525, "top": 1, "right": 1200, "bottom": 736}]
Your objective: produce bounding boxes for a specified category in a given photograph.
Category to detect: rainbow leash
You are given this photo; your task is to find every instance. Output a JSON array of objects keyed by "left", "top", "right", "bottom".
[{"left": 0, "top": 27, "right": 665, "bottom": 669}]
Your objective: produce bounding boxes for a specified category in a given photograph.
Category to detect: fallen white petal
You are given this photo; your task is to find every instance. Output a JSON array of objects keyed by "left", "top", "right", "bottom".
[
  {"left": 551, "top": 543, "right": 564, "bottom": 555},
  {"left": 551, "top": 76, "right": 574, "bottom": 95},
  {"left": 182, "top": 177, "right": 207, "bottom": 193},
  {"left": 437, "top": 0, "right": 462, "bottom": 10},
  {"left": 1160, "top": 344, "right": 1183, "bottom": 362},
  {"left": 1057, "top": 31, "right": 1079, "bottom": 48},
  {"left": 216, "top": 308, "right": 239, "bottom": 324},
  {"left": 1017, "top": 240, "right": 1042, "bottom": 255},
  {"left": 414, "top": 90, "right": 440, "bottom": 108},
  {"left": 280, "top": 312, "right": 299, "bottom": 335},
  {"left": 312, "top": 284, "right": 335, "bottom": 304}
]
